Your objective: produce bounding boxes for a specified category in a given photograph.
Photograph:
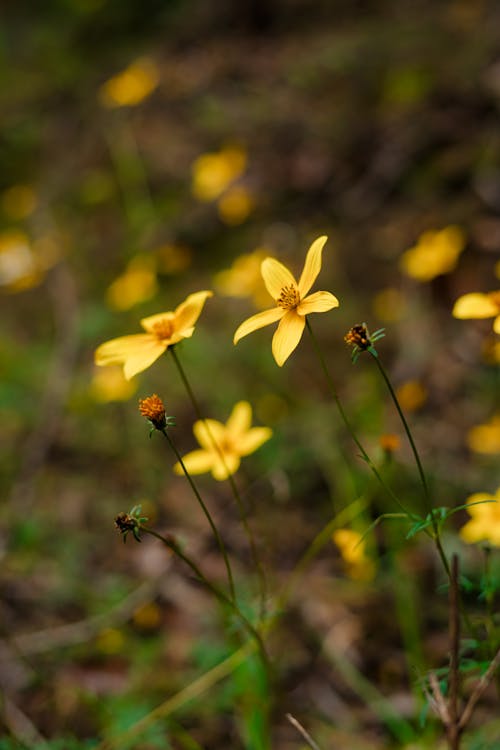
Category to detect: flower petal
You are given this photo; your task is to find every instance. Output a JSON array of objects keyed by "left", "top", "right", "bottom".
[
  {"left": 174, "top": 290, "right": 213, "bottom": 332},
  {"left": 494, "top": 315, "right": 500, "bottom": 334},
  {"left": 140, "top": 311, "right": 175, "bottom": 333},
  {"left": 297, "top": 290, "right": 339, "bottom": 315},
  {"left": 226, "top": 401, "right": 252, "bottom": 438},
  {"left": 233, "top": 307, "right": 284, "bottom": 344},
  {"left": 95, "top": 334, "right": 166, "bottom": 379},
  {"left": 465, "top": 493, "right": 495, "bottom": 517},
  {"left": 261, "top": 258, "right": 296, "bottom": 300},
  {"left": 236, "top": 426, "right": 272, "bottom": 456},
  {"left": 211, "top": 453, "right": 240, "bottom": 480},
  {"left": 193, "top": 419, "right": 226, "bottom": 450},
  {"left": 298, "top": 235, "right": 328, "bottom": 297},
  {"left": 272, "top": 310, "right": 305, "bottom": 366},
  {"left": 452, "top": 293, "right": 499, "bottom": 320},
  {"left": 173, "top": 449, "right": 214, "bottom": 476}
]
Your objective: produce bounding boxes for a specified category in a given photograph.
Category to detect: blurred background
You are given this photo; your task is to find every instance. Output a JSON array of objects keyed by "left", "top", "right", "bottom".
[{"left": 2, "top": 0, "right": 500, "bottom": 747}]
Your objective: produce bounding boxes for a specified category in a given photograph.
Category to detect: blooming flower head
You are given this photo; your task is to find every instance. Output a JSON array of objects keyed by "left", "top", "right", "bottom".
[
  {"left": 94, "top": 290, "right": 212, "bottom": 379},
  {"left": 452, "top": 290, "right": 500, "bottom": 334},
  {"left": 106, "top": 255, "right": 158, "bottom": 311},
  {"left": 99, "top": 57, "right": 159, "bottom": 108},
  {"left": 173, "top": 401, "right": 272, "bottom": 481},
  {"left": 215, "top": 248, "right": 271, "bottom": 309},
  {"left": 191, "top": 146, "right": 247, "bottom": 202},
  {"left": 399, "top": 226, "right": 465, "bottom": 282},
  {"left": 233, "top": 236, "right": 339, "bottom": 366},
  {"left": 459, "top": 487, "right": 500, "bottom": 546},
  {"left": 139, "top": 394, "right": 170, "bottom": 431}
]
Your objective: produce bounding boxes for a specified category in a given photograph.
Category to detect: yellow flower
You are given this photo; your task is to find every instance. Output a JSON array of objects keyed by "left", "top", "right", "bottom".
[
  {"left": 106, "top": 255, "right": 158, "bottom": 311},
  {"left": 99, "top": 57, "right": 159, "bottom": 108},
  {"left": 94, "top": 290, "right": 212, "bottom": 379},
  {"left": 173, "top": 401, "right": 272, "bottom": 481},
  {"left": 214, "top": 248, "right": 271, "bottom": 309},
  {"left": 0, "top": 230, "right": 60, "bottom": 292},
  {"left": 233, "top": 236, "right": 339, "bottom": 366},
  {"left": 217, "top": 185, "right": 254, "bottom": 225},
  {"left": 467, "top": 414, "right": 500, "bottom": 454},
  {"left": 452, "top": 290, "right": 500, "bottom": 334},
  {"left": 89, "top": 366, "right": 137, "bottom": 402},
  {"left": 460, "top": 487, "right": 500, "bottom": 546},
  {"left": 1, "top": 184, "right": 37, "bottom": 220},
  {"left": 399, "top": 226, "right": 465, "bottom": 282},
  {"left": 395, "top": 379, "right": 427, "bottom": 412},
  {"left": 332, "top": 528, "right": 375, "bottom": 581},
  {"left": 191, "top": 145, "right": 247, "bottom": 202}
]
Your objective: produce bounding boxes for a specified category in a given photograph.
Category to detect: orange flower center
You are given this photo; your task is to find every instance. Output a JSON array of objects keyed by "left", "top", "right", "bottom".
[
  {"left": 488, "top": 291, "right": 500, "bottom": 310},
  {"left": 277, "top": 284, "right": 300, "bottom": 310},
  {"left": 151, "top": 318, "right": 174, "bottom": 341}
]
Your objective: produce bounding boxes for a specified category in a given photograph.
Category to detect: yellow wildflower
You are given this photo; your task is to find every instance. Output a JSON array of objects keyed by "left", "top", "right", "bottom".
[
  {"left": 460, "top": 487, "right": 500, "bottom": 546},
  {"left": 95, "top": 627, "right": 125, "bottom": 654},
  {"left": 94, "top": 290, "right": 212, "bottom": 379},
  {"left": 399, "top": 226, "right": 465, "bottom": 282},
  {"left": 0, "top": 230, "right": 60, "bottom": 292},
  {"left": 233, "top": 236, "right": 339, "bottom": 366},
  {"left": 332, "top": 528, "right": 375, "bottom": 581},
  {"left": 215, "top": 248, "right": 271, "bottom": 309},
  {"left": 99, "top": 57, "right": 159, "bottom": 108},
  {"left": 191, "top": 145, "right": 247, "bottom": 202},
  {"left": 379, "top": 433, "right": 401, "bottom": 453},
  {"left": 132, "top": 602, "right": 162, "bottom": 630},
  {"left": 89, "top": 366, "right": 137, "bottom": 402},
  {"left": 467, "top": 414, "right": 500, "bottom": 454},
  {"left": 106, "top": 255, "right": 158, "bottom": 311},
  {"left": 1, "top": 184, "right": 37, "bottom": 220},
  {"left": 452, "top": 290, "right": 500, "bottom": 334},
  {"left": 395, "top": 380, "right": 427, "bottom": 412},
  {"left": 173, "top": 401, "right": 272, "bottom": 481},
  {"left": 217, "top": 185, "right": 254, "bottom": 225},
  {"left": 155, "top": 243, "right": 192, "bottom": 274}
]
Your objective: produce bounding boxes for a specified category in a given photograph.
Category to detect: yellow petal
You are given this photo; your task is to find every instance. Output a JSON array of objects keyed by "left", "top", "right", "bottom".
[
  {"left": 173, "top": 449, "right": 214, "bottom": 476},
  {"left": 452, "top": 293, "right": 499, "bottom": 319},
  {"left": 141, "top": 311, "right": 175, "bottom": 332},
  {"left": 297, "top": 290, "right": 339, "bottom": 315},
  {"left": 261, "top": 258, "right": 296, "bottom": 300},
  {"left": 193, "top": 419, "right": 226, "bottom": 451},
  {"left": 226, "top": 401, "right": 252, "bottom": 438},
  {"left": 236, "top": 426, "right": 272, "bottom": 456},
  {"left": 233, "top": 307, "right": 284, "bottom": 344},
  {"left": 95, "top": 334, "right": 166, "bottom": 379},
  {"left": 211, "top": 453, "right": 240, "bottom": 480},
  {"left": 465, "top": 493, "right": 495, "bottom": 517},
  {"left": 174, "top": 290, "right": 213, "bottom": 331},
  {"left": 272, "top": 310, "right": 305, "bottom": 366},
  {"left": 122, "top": 340, "right": 167, "bottom": 379},
  {"left": 298, "top": 235, "right": 327, "bottom": 297},
  {"left": 494, "top": 315, "right": 500, "bottom": 334}
]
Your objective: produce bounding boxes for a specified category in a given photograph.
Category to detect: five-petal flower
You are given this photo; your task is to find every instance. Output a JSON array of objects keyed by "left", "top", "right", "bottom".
[
  {"left": 233, "top": 236, "right": 339, "bottom": 366},
  {"left": 173, "top": 401, "right": 272, "bottom": 481},
  {"left": 94, "top": 290, "right": 212, "bottom": 379}
]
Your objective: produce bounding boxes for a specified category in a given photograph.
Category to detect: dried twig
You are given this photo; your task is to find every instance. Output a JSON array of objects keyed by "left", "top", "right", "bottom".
[{"left": 286, "top": 713, "right": 323, "bottom": 750}]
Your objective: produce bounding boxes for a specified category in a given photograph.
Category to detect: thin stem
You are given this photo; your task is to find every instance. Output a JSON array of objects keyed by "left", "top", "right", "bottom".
[
  {"left": 169, "top": 346, "right": 267, "bottom": 619},
  {"left": 370, "top": 354, "right": 451, "bottom": 580},
  {"left": 141, "top": 526, "right": 269, "bottom": 669},
  {"left": 448, "top": 555, "right": 460, "bottom": 750},
  {"left": 160, "top": 428, "right": 236, "bottom": 603},
  {"left": 305, "top": 320, "right": 411, "bottom": 517}
]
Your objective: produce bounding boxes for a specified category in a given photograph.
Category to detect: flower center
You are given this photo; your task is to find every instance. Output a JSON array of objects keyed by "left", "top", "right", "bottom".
[
  {"left": 151, "top": 319, "right": 174, "bottom": 341},
  {"left": 277, "top": 284, "right": 300, "bottom": 310},
  {"left": 489, "top": 291, "right": 500, "bottom": 310}
]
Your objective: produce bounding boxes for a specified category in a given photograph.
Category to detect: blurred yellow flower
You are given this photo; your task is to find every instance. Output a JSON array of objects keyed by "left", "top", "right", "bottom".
[
  {"left": 89, "top": 366, "right": 137, "bottom": 402},
  {"left": 217, "top": 185, "right": 254, "bottom": 225},
  {"left": 95, "top": 627, "right": 125, "bottom": 654},
  {"left": 1, "top": 184, "right": 37, "bottom": 220},
  {"left": 233, "top": 236, "right": 339, "bottom": 366},
  {"left": 332, "top": 528, "right": 375, "bottom": 581},
  {"left": 453, "top": 290, "right": 500, "bottom": 334},
  {"left": 155, "top": 243, "right": 192, "bottom": 274},
  {"left": 395, "top": 379, "right": 427, "bottom": 412},
  {"left": 215, "top": 248, "right": 271, "bottom": 309},
  {"left": 191, "top": 145, "right": 247, "bottom": 202},
  {"left": 94, "top": 290, "right": 212, "bottom": 379},
  {"left": 106, "top": 255, "right": 158, "bottom": 311},
  {"left": 173, "top": 401, "right": 272, "bottom": 481},
  {"left": 379, "top": 433, "right": 401, "bottom": 453},
  {"left": 0, "top": 230, "right": 60, "bottom": 292},
  {"left": 399, "top": 226, "right": 465, "bottom": 282},
  {"left": 467, "top": 414, "right": 500, "bottom": 454},
  {"left": 132, "top": 602, "right": 162, "bottom": 630},
  {"left": 99, "top": 57, "right": 159, "bottom": 108},
  {"left": 460, "top": 487, "right": 500, "bottom": 546}
]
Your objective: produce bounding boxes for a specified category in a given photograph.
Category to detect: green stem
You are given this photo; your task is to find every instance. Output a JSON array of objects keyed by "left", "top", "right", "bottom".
[
  {"left": 160, "top": 428, "right": 236, "bottom": 603},
  {"left": 169, "top": 346, "right": 267, "bottom": 620},
  {"left": 370, "top": 354, "right": 451, "bottom": 580},
  {"left": 141, "top": 526, "right": 269, "bottom": 668},
  {"left": 305, "top": 320, "right": 411, "bottom": 517}
]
